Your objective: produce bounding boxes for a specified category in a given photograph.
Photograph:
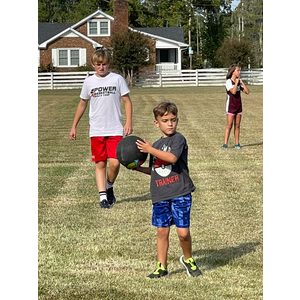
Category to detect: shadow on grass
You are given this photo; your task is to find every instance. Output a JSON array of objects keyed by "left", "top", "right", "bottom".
[
  {"left": 242, "top": 141, "right": 263, "bottom": 147},
  {"left": 120, "top": 192, "right": 152, "bottom": 203},
  {"left": 226, "top": 142, "right": 263, "bottom": 149},
  {"left": 120, "top": 195, "right": 261, "bottom": 275},
  {"left": 170, "top": 241, "right": 261, "bottom": 275}
]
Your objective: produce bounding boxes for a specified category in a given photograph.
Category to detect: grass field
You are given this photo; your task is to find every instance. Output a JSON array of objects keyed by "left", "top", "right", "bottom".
[{"left": 38, "top": 86, "right": 263, "bottom": 300}]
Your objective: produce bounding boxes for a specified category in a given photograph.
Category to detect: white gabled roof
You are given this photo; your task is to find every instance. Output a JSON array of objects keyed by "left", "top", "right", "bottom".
[
  {"left": 39, "top": 27, "right": 103, "bottom": 49},
  {"left": 38, "top": 9, "right": 187, "bottom": 50},
  {"left": 70, "top": 9, "right": 114, "bottom": 29},
  {"left": 38, "top": 9, "right": 111, "bottom": 49}
]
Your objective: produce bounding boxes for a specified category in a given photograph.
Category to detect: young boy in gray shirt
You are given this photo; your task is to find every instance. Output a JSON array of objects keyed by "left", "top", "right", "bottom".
[{"left": 133, "top": 101, "right": 202, "bottom": 278}]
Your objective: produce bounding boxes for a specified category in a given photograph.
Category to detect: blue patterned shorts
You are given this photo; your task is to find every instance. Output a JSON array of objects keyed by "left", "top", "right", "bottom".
[{"left": 152, "top": 193, "right": 192, "bottom": 228}]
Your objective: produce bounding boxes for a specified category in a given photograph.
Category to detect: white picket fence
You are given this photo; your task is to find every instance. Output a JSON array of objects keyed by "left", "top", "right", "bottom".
[
  {"left": 38, "top": 71, "right": 97, "bottom": 90},
  {"left": 38, "top": 68, "right": 263, "bottom": 90},
  {"left": 133, "top": 68, "right": 263, "bottom": 88}
]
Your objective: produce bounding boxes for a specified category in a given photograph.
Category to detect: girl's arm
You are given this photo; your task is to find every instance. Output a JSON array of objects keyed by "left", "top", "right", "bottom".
[
  {"left": 229, "top": 79, "right": 239, "bottom": 95},
  {"left": 239, "top": 79, "right": 250, "bottom": 94}
]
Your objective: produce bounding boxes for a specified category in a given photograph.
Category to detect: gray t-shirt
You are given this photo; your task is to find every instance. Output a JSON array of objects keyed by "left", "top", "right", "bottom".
[{"left": 149, "top": 132, "right": 196, "bottom": 204}]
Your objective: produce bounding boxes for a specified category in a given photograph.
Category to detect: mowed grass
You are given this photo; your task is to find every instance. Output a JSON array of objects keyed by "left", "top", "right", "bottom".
[{"left": 38, "top": 86, "right": 263, "bottom": 300}]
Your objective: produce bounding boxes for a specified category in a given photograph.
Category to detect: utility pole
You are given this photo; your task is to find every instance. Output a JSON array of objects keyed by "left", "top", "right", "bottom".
[
  {"left": 231, "top": 9, "right": 233, "bottom": 40},
  {"left": 238, "top": 0, "right": 244, "bottom": 41},
  {"left": 196, "top": 15, "right": 199, "bottom": 55},
  {"left": 188, "top": 1, "right": 192, "bottom": 69},
  {"left": 241, "top": 0, "right": 244, "bottom": 38}
]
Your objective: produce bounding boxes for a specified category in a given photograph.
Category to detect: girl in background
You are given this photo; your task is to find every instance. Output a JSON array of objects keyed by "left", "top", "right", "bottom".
[{"left": 222, "top": 64, "right": 250, "bottom": 149}]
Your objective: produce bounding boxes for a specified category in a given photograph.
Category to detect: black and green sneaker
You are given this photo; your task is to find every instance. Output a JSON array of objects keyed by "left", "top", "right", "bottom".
[
  {"left": 180, "top": 255, "right": 202, "bottom": 277},
  {"left": 147, "top": 262, "right": 169, "bottom": 279}
]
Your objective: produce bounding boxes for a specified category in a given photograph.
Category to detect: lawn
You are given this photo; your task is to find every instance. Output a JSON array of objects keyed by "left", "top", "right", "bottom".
[{"left": 38, "top": 86, "right": 263, "bottom": 299}]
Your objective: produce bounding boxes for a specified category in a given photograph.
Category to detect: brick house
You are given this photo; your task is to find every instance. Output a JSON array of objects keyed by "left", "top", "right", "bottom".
[{"left": 38, "top": 0, "right": 188, "bottom": 72}]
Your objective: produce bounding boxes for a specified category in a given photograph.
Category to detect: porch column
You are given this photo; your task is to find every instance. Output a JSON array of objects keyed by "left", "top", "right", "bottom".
[{"left": 177, "top": 47, "right": 182, "bottom": 71}]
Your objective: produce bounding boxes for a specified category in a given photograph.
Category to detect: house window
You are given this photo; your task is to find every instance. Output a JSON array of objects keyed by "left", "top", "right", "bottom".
[
  {"left": 70, "top": 50, "right": 79, "bottom": 65},
  {"left": 58, "top": 49, "right": 79, "bottom": 66},
  {"left": 59, "top": 50, "right": 68, "bottom": 65},
  {"left": 89, "top": 21, "right": 98, "bottom": 35},
  {"left": 100, "top": 21, "right": 108, "bottom": 35},
  {"left": 55, "top": 49, "right": 82, "bottom": 67},
  {"left": 88, "top": 19, "right": 110, "bottom": 36}
]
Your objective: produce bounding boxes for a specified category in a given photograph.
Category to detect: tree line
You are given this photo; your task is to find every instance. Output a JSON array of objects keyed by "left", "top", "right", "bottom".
[{"left": 38, "top": 0, "right": 263, "bottom": 68}]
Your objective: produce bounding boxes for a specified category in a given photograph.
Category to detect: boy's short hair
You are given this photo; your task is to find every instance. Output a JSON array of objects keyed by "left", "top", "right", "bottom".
[
  {"left": 153, "top": 101, "right": 178, "bottom": 119},
  {"left": 91, "top": 48, "right": 111, "bottom": 65}
]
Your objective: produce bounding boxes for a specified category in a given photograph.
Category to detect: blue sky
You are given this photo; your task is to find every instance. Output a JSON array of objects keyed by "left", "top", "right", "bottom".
[{"left": 231, "top": 0, "right": 241, "bottom": 10}]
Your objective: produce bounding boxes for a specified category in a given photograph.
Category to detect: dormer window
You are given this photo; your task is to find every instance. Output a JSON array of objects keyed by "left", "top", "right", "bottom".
[{"left": 88, "top": 19, "right": 110, "bottom": 36}]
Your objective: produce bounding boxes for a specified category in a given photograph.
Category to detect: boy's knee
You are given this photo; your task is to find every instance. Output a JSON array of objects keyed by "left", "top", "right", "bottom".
[
  {"left": 178, "top": 234, "right": 190, "bottom": 242},
  {"left": 96, "top": 161, "right": 107, "bottom": 170},
  {"left": 177, "top": 229, "right": 190, "bottom": 241},
  {"left": 108, "top": 159, "right": 120, "bottom": 171},
  {"left": 157, "top": 228, "right": 169, "bottom": 239}
]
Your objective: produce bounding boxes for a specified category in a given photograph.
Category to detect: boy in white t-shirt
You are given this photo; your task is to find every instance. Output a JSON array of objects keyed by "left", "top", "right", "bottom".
[{"left": 69, "top": 49, "right": 133, "bottom": 208}]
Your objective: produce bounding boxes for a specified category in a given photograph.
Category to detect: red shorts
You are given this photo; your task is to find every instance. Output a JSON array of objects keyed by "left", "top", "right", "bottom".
[{"left": 90, "top": 136, "right": 123, "bottom": 161}]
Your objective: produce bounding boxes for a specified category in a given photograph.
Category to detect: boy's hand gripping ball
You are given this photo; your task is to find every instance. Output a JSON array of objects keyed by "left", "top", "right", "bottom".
[{"left": 116, "top": 136, "right": 148, "bottom": 169}]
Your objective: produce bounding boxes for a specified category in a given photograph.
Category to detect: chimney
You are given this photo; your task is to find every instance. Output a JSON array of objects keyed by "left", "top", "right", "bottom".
[{"left": 112, "top": 0, "right": 129, "bottom": 35}]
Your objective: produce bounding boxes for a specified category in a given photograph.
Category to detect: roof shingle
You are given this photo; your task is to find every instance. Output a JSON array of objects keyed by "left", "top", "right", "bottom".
[
  {"left": 38, "top": 23, "right": 75, "bottom": 44},
  {"left": 135, "top": 27, "right": 185, "bottom": 43}
]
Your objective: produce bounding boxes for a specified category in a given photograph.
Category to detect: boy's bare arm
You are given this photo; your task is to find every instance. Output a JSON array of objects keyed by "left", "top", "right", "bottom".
[
  {"left": 133, "top": 166, "right": 151, "bottom": 175},
  {"left": 136, "top": 139, "right": 177, "bottom": 164},
  {"left": 122, "top": 94, "right": 133, "bottom": 136},
  {"left": 69, "top": 99, "right": 88, "bottom": 140}
]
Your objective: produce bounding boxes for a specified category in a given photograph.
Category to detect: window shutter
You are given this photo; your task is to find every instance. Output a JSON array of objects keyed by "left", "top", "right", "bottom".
[
  {"left": 80, "top": 48, "right": 87, "bottom": 66},
  {"left": 52, "top": 49, "right": 57, "bottom": 67}
]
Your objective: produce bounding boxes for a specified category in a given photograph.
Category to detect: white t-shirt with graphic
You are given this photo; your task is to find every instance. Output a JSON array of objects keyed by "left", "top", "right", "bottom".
[{"left": 80, "top": 72, "right": 130, "bottom": 137}]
